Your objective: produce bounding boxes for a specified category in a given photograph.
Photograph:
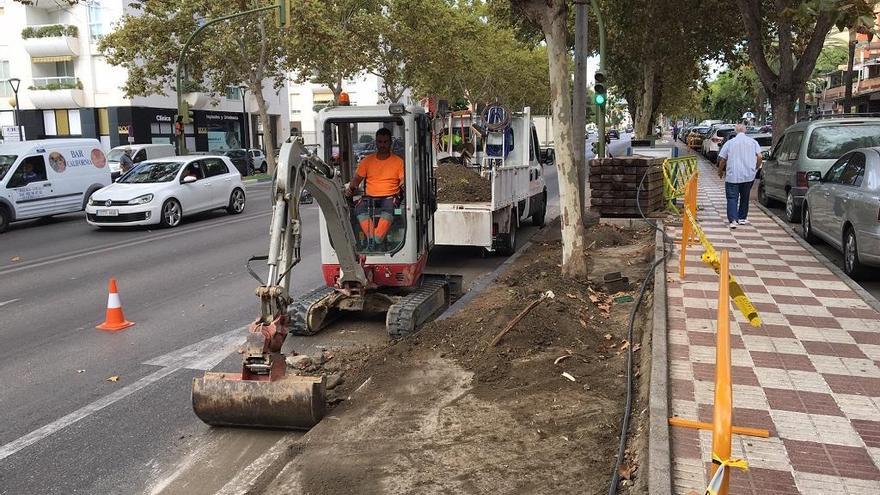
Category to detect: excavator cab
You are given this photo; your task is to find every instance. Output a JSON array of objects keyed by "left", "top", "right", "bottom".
[{"left": 325, "top": 118, "right": 408, "bottom": 255}]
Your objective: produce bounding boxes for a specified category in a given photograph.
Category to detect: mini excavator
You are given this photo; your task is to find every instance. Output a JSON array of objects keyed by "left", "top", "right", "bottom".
[{"left": 192, "top": 104, "right": 459, "bottom": 429}]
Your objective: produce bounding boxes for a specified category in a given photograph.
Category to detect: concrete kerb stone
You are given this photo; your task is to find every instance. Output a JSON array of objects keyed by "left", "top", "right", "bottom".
[
  {"left": 243, "top": 177, "right": 273, "bottom": 184},
  {"left": 756, "top": 203, "right": 880, "bottom": 315},
  {"left": 648, "top": 224, "right": 672, "bottom": 495}
]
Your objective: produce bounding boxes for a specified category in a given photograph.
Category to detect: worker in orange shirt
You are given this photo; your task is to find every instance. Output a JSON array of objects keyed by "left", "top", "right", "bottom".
[{"left": 345, "top": 128, "right": 404, "bottom": 244}]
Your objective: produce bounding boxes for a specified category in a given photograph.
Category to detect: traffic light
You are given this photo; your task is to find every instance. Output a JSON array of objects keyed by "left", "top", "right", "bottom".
[
  {"left": 594, "top": 69, "right": 607, "bottom": 107},
  {"left": 276, "top": 0, "right": 289, "bottom": 28},
  {"left": 591, "top": 140, "right": 599, "bottom": 156}
]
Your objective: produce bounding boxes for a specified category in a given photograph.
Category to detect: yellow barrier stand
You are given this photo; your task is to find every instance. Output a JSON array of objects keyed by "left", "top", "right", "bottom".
[
  {"left": 663, "top": 156, "right": 698, "bottom": 213},
  {"left": 678, "top": 174, "right": 699, "bottom": 279},
  {"left": 669, "top": 250, "right": 769, "bottom": 495}
]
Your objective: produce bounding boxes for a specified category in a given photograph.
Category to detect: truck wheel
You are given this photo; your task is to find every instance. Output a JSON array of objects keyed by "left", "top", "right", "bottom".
[
  {"left": 532, "top": 192, "right": 547, "bottom": 227},
  {"left": 0, "top": 206, "right": 9, "bottom": 233},
  {"left": 497, "top": 210, "right": 517, "bottom": 256}
]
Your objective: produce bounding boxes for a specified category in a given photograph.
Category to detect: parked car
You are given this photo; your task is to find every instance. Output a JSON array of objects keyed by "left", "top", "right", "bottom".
[
  {"left": 720, "top": 131, "right": 773, "bottom": 155},
  {"left": 606, "top": 129, "right": 620, "bottom": 140},
  {"left": 687, "top": 126, "right": 710, "bottom": 150},
  {"left": 85, "top": 155, "right": 245, "bottom": 228},
  {"left": 801, "top": 147, "right": 880, "bottom": 278},
  {"left": 107, "top": 144, "right": 175, "bottom": 180},
  {"left": 249, "top": 149, "right": 267, "bottom": 173},
  {"left": 0, "top": 138, "right": 111, "bottom": 233},
  {"left": 209, "top": 149, "right": 252, "bottom": 176},
  {"left": 759, "top": 116, "right": 880, "bottom": 222},
  {"left": 701, "top": 124, "right": 735, "bottom": 163}
]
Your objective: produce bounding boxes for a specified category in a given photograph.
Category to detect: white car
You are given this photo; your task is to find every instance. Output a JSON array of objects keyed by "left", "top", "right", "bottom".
[
  {"left": 85, "top": 155, "right": 245, "bottom": 228},
  {"left": 249, "top": 149, "right": 267, "bottom": 173}
]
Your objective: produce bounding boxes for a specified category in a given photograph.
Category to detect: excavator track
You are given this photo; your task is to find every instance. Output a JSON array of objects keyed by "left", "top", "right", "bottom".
[
  {"left": 288, "top": 286, "right": 337, "bottom": 336},
  {"left": 386, "top": 278, "right": 451, "bottom": 339}
]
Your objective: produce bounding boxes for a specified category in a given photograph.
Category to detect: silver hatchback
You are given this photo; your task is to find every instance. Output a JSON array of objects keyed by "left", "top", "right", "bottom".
[{"left": 801, "top": 147, "right": 880, "bottom": 278}]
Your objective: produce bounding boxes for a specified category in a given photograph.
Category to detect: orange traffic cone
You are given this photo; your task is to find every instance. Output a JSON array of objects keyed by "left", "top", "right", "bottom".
[{"left": 97, "top": 278, "right": 134, "bottom": 331}]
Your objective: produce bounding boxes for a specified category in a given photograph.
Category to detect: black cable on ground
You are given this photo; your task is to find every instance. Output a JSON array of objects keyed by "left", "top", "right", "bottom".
[{"left": 607, "top": 157, "right": 675, "bottom": 494}]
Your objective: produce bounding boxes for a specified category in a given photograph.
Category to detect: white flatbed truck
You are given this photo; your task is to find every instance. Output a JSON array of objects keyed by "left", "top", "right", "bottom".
[{"left": 433, "top": 107, "right": 549, "bottom": 255}]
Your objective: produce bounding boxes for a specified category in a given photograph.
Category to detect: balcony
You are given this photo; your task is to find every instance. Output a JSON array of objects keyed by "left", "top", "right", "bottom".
[
  {"left": 28, "top": 77, "right": 85, "bottom": 108},
  {"left": 21, "top": 24, "right": 80, "bottom": 60}
]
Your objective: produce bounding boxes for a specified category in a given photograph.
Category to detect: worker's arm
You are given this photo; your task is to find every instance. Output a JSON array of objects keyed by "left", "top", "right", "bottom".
[
  {"left": 718, "top": 158, "right": 727, "bottom": 178},
  {"left": 346, "top": 173, "right": 364, "bottom": 196}
]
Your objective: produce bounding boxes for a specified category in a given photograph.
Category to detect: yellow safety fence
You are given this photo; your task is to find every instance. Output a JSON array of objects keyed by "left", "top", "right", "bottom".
[
  {"left": 662, "top": 155, "right": 698, "bottom": 213},
  {"left": 678, "top": 174, "right": 762, "bottom": 328},
  {"left": 669, "top": 249, "right": 769, "bottom": 495}
]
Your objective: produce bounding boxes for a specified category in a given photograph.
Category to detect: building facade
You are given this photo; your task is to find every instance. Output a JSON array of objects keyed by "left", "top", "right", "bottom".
[{"left": 0, "top": 0, "right": 289, "bottom": 151}]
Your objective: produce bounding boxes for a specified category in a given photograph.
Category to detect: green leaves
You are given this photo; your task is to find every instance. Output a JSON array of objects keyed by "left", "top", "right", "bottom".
[{"left": 20, "top": 24, "right": 78, "bottom": 39}]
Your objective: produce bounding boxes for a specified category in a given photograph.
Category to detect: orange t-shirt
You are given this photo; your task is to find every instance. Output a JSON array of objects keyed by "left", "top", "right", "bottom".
[{"left": 355, "top": 153, "right": 404, "bottom": 197}]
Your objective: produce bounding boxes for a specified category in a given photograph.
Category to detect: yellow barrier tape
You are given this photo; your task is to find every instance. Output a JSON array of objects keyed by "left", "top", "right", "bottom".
[
  {"left": 704, "top": 454, "right": 749, "bottom": 495},
  {"left": 683, "top": 207, "right": 762, "bottom": 327}
]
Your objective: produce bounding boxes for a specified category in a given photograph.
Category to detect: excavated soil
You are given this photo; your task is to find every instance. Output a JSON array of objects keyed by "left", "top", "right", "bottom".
[
  {"left": 435, "top": 163, "right": 492, "bottom": 203},
  {"left": 275, "top": 220, "right": 656, "bottom": 495}
]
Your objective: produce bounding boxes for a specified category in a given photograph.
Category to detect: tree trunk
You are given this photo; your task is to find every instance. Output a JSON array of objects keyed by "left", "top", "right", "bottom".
[
  {"left": 844, "top": 34, "right": 857, "bottom": 113},
  {"left": 251, "top": 83, "right": 276, "bottom": 174},
  {"left": 539, "top": 1, "right": 588, "bottom": 278},
  {"left": 634, "top": 61, "right": 656, "bottom": 139},
  {"left": 770, "top": 91, "right": 797, "bottom": 144}
]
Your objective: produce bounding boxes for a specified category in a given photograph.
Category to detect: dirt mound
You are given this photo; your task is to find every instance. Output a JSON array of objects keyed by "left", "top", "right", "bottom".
[
  {"left": 435, "top": 163, "right": 492, "bottom": 203},
  {"left": 283, "top": 221, "right": 656, "bottom": 494}
]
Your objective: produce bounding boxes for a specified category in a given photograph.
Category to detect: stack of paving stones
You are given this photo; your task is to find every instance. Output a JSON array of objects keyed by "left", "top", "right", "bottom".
[{"left": 588, "top": 156, "right": 664, "bottom": 217}]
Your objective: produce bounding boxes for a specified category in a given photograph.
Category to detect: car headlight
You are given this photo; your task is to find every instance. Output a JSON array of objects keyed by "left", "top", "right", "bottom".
[
  {"left": 89, "top": 197, "right": 101, "bottom": 206},
  {"left": 128, "top": 194, "right": 154, "bottom": 205}
]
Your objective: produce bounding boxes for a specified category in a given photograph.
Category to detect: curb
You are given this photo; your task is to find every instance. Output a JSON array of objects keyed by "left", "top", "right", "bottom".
[
  {"left": 243, "top": 177, "right": 273, "bottom": 184},
  {"left": 647, "top": 224, "right": 672, "bottom": 495},
  {"left": 756, "top": 203, "right": 880, "bottom": 315}
]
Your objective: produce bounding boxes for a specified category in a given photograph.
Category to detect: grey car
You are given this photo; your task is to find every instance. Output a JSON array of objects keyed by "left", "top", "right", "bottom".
[
  {"left": 759, "top": 116, "right": 880, "bottom": 222},
  {"left": 801, "top": 147, "right": 880, "bottom": 278}
]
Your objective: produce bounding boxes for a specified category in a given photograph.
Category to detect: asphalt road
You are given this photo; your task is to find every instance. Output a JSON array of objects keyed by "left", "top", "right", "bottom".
[{"left": 0, "top": 165, "right": 560, "bottom": 494}]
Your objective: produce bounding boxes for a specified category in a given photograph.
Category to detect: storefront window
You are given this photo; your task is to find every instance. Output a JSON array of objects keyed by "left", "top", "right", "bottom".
[{"left": 206, "top": 114, "right": 242, "bottom": 150}]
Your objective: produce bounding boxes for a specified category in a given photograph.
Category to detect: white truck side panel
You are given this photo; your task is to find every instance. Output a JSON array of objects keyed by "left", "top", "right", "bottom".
[{"left": 433, "top": 205, "right": 493, "bottom": 247}]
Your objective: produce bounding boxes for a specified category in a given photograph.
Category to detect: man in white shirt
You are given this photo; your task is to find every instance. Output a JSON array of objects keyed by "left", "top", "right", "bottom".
[{"left": 718, "top": 123, "right": 762, "bottom": 229}]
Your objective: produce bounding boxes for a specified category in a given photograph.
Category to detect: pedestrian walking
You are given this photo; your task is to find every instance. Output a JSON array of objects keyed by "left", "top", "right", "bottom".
[
  {"left": 717, "top": 123, "right": 762, "bottom": 229},
  {"left": 672, "top": 124, "right": 679, "bottom": 142},
  {"left": 119, "top": 148, "right": 135, "bottom": 174}
]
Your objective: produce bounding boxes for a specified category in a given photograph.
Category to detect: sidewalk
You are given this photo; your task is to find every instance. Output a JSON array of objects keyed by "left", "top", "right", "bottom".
[{"left": 667, "top": 160, "right": 880, "bottom": 494}]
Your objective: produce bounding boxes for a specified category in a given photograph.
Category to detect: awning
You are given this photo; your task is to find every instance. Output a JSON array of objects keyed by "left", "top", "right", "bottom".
[{"left": 32, "top": 55, "right": 74, "bottom": 63}]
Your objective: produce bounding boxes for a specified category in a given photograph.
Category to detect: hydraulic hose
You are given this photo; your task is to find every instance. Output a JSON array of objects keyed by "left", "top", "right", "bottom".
[{"left": 607, "top": 155, "right": 673, "bottom": 494}]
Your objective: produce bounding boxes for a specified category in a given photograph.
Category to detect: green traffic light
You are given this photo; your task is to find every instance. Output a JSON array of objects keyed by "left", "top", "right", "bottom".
[{"left": 595, "top": 93, "right": 606, "bottom": 106}]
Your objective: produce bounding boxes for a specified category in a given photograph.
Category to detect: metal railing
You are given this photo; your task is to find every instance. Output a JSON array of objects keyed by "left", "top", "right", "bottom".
[{"left": 31, "top": 76, "right": 81, "bottom": 90}]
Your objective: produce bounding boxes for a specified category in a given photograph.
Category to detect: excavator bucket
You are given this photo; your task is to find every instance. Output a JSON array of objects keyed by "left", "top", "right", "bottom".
[{"left": 191, "top": 372, "right": 326, "bottom": 430}]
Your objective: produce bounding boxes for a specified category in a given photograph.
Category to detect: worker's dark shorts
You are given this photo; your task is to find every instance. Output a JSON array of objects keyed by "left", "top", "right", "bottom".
[{"left": 355, "top": 197, "right": 395, "bottom": 221}]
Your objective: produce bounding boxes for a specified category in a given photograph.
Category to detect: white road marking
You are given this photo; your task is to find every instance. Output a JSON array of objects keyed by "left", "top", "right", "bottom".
[
  {"left": 0, "top": 325, "right": 249, "bottom": 461},
  {"left": 214, "top": 437, "right": 291, "bottom": 495},
  {"left": 143, "top": 326, "right": 248, "bottom": 370},
  {"left": 0, "top": 298, "right": 20, "bottom": 308},
  {"left": 0, "top": 365, "right": 179, "bottom": 462}
]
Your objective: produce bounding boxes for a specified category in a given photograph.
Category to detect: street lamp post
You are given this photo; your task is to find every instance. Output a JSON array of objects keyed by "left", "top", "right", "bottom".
[
  {"left": 8, "top": 78, "right": 22, "bottom": 141},
  {"left": 238, "top": 84, "right": 250, "bottom": 150}
]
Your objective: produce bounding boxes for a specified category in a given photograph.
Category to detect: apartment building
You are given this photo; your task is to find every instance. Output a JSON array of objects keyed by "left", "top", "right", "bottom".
[{"left": 0, "top": 0, "right": 289, "bottom": 151}]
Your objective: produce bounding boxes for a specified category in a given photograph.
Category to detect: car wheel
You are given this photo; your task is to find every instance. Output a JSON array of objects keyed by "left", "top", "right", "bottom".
[
  {"left": 801, "top": 204, "right": 818, "bottom": 244},
  {"left": 784, "top": 191, "right": 800, "bottom": 223},
  {"left": 0, "top": 206, "right": 9, "bottom": 233},
  {"left": 160, "top": 199, "right": 182, "bottom": 228},
  {"left": 497, "top": 210, "right": 517, "bottom": 256},
  {"left": 844, "top": 227, "right": 868, "bottom": 280},
  {"left": 757, "top": 179, "right": 774, "bottom": 207},
  {"left": 227, "top": 188, "right": 246, "bottom": 215},
  {"left": 532, "top": 192, "right": 546, "bottom": 227}
]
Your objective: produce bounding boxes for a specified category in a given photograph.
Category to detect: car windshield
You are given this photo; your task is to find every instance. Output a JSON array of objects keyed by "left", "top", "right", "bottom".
[
  {"left": 107, "top": 149, "right": 126, "bottom": 161},
  {"left": 0, "top": 155, "right": 16, "bottom": 182},
  {"left": 755, "top": 136, "right": 772, "bottom": 147},
  {"left": 118, "top": 161, "right": 184, "bottom": 183},
  {"left": 808, "top": 124, "right": 880, "bottom": 159}
]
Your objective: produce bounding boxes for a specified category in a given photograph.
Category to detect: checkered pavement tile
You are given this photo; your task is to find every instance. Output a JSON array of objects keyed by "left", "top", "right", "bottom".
[{"left": 667, "top": 160, "right": 880, "bottom": 493}]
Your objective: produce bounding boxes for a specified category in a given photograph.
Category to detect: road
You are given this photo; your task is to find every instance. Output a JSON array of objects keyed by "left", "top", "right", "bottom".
[{"left": 0, "top": 166, "right": 560, "bottom": 494}]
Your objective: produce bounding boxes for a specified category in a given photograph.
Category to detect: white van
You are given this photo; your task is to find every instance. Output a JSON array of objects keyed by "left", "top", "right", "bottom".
[
  {"left": 0, "top": 139, "right": 111, "bottom": 232},
  {"left": 107, "top": 143, "right": 175, "bottom": 179}
]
